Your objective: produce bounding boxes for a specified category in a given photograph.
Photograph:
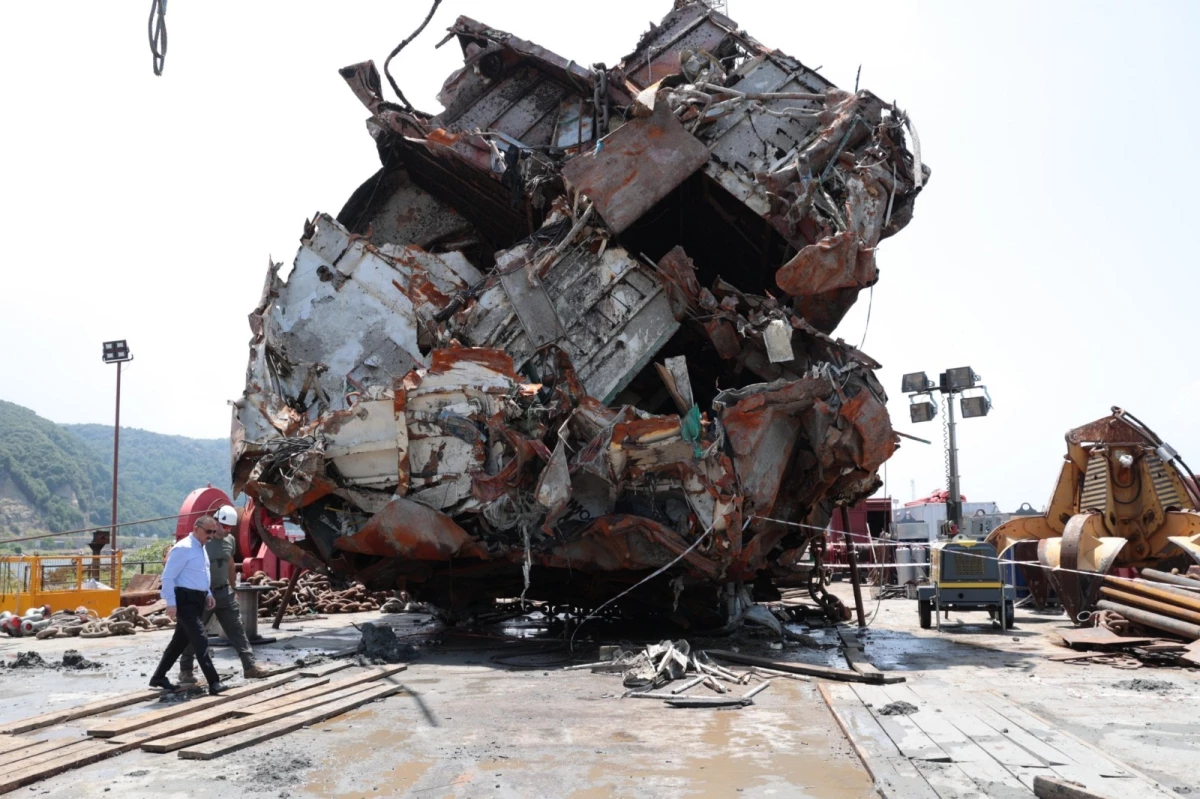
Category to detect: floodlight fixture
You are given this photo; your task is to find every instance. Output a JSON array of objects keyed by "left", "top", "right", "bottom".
[
  {"left": 102, "top": 340, "right": 132, "bottom": 364},
  {"left": 961, "top": 395, "right": 991, "bottom": 419},
  {"left": 901, "top": 371, "right": 933, "bottom": 394},
  {"left": 909, "top": 399, "right": 937, "bottom": 424},
  {"left": 940, "top": 366, "right": 977, "bottom": 392}
]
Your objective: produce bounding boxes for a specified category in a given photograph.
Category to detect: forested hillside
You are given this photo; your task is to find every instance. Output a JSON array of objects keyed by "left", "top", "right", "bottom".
[{"left": 0, "top": 400, "right": 229, "bottom": 544}]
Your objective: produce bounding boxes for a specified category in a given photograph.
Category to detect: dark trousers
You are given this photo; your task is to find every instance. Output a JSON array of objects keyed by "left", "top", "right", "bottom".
[
  {"left": 181, "top": 587, "right": 254, "bottom": 671},
  {"left": 153, "top": 587, "right": 219, "bottom": 686}
]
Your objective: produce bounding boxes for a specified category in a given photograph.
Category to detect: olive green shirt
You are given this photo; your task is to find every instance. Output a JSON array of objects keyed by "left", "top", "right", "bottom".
[{"left": 205, "top": 535, "right": 235, "bottom": 591}]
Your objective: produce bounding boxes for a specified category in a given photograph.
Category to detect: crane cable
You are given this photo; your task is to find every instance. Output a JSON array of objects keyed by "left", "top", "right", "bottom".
[{"left": 148, "top": 0, "right": 168, "bottom": 76}]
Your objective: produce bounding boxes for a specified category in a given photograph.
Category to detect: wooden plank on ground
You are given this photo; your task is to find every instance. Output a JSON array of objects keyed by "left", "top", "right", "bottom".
[
  {"left": 0, "top": 739, "right": 140, "bottom": 795},
  {"left": 1033, "top": 773, "right": 1126, "bottom": 799},
  {"left": 232, "top": 666, "right": 405, "bottom": 717},
  {"left": 818, "top": 683, "right": 938, "bottom": 799},
  {"left": 1009, "top": 765, "right": 1055, "bottom": 792},
  {"left": 976, "top": 694, "right": 1129, "bottom": 778},
  {"left": 86, "top": 674, "right": 297, "bottom": 738},
  {"left": 0, "top": 737, "right": 82, "bottom": 769},
  {"left": 976, "top": 714, "right": 1073, "bottom": 766},
  {"left": 0, "top": 740, "right": 98, "bottom": 773},
  {"left": 143, "top": 679, "right": 390, "bottom": 753},
  {"left": 913, "top": 760, "right": 992, "bottom": 799},
  {"left": 851, "top": 684, "right": 950, "bottom": 762},
  {"left": 0, "top": 689, "right": 160, "bottom": 735},
  {"left": 839, "top": 628, "right": 889, "bottom": 681},
  {"left": 945, "top": 713, "right": 1047, "bottom": 768},
  {"left": 706, "top": 649, "right": 904, "bottom": 684},
  {"left": 178, "top": 682, "right": 404, "bottom": 761},
  {"left": 0, "top": 736, "right": 46, "bottom": 757},
  {"left": 879, "top": 686, "right": 1029, "bottom": 798},
  {"left": 298, "top": 661, "right": 355, "bottom": 678},
  {"left": 1047, "top": 766, "right": 1135, "bottom": 798},
  {"left": 106, "top": 678, "right": 332, "bottom": 746}
]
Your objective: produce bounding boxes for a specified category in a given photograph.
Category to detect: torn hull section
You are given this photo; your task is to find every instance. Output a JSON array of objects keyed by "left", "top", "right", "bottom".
[{"left": 232, "top": 2, "right": 924, "bottom": 623}]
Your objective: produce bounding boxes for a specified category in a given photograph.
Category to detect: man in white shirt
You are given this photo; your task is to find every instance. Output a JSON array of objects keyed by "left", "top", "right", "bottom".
[{"left": 149, "top": 515, "right": 224, "bottom": 694}]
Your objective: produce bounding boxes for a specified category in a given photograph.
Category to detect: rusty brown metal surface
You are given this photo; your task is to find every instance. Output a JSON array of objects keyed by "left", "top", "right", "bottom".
[
  {"left": 561, "top": 99, "right": 710, "bottom": 234},
  {"left": 229, "top": 2, "right": 928, "bottom": 623}
]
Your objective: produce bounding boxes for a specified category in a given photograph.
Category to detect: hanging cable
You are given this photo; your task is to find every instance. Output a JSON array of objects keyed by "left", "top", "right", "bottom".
[
  {"left": 383, "top": 0, "right": 442, "bottom": 110},
  {"left": 147, "top": 0, "right": 168, "bottom": 76}
]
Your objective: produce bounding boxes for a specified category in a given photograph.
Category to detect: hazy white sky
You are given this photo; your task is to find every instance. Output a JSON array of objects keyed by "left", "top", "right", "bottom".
[{"left": 2, "top": 1, "right": 1197, "bottom": 513}]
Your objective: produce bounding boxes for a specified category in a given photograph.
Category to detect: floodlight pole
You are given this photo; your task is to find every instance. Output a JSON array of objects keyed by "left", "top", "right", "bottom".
[
  {"left": 111, "top": 360, "right": 122, "bottom": 555},
  {"left": 945, "top": 388, "right": 962, "bottom": 532}
]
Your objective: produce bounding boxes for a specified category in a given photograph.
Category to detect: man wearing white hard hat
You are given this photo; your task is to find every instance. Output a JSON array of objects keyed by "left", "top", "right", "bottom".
[{"left": 179, "top": 505, "right": 270, "bottom": 681}]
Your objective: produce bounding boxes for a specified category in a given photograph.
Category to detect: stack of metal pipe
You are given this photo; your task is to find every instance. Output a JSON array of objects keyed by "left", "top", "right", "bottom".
[{"left": 1097, "top": 569, "right": 1200, "bottom": 641}]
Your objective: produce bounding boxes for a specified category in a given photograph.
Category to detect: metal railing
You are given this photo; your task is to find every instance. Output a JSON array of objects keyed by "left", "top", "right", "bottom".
[{"left": 0, "top": 553, "right": 124, "bottom": 615}]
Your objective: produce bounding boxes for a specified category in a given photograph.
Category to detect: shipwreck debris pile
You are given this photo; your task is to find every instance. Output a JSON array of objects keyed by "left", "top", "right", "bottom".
[{"left": 232, "top": 2, "right": 928, "bottom": 624}]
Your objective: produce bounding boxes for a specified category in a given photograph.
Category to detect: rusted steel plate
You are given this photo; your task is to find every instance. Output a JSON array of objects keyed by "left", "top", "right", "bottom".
[
  {"left": 335, "top": 497, "right": 485, "bottom": 560},
  {"left": 561, "top": 100, "right": 710, "bottom": 234}
]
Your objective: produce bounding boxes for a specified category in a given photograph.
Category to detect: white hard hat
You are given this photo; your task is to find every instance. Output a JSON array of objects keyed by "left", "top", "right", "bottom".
[{"left": 214, "top": 505, "right": 239, "bottom": 527}]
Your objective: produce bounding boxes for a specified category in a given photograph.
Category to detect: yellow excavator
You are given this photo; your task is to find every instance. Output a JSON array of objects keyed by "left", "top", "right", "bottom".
[{"left": 988, "top": 407, "right": 1200, "bottom": 623}]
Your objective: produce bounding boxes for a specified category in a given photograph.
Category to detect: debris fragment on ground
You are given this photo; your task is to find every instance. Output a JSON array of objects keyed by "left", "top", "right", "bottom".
[
  {"left": 876, "top": 700, "right": 918, "bottom": 716},
  {"left": 356, "top": 621, "right": 418, "bottom": 664}
]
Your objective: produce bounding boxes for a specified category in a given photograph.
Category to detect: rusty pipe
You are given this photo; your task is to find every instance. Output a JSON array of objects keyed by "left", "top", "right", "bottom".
[
  {"left": 1132, "top": 578, "right": 1200, "bottom": 598},
  {"left": 1103, "top": 576, "right": 1200, "bottom": 613},
  {"left": 1098, "top": 586, "right": 1200, "bottom": 626},
  {"left": 1095, "top": 600, "right": 1200, "bottom": 640},
  {"left": 1140, "top": 569, "right": 1200, "bottom": 590}
]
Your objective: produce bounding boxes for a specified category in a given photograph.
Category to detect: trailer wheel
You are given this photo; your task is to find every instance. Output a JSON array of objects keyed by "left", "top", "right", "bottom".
[
  {"left": 1004, "top": 600, "right": 1015, "bottom": 629},
  {"left": 918, "top": 598, "right": 932, "bottom": 629}
]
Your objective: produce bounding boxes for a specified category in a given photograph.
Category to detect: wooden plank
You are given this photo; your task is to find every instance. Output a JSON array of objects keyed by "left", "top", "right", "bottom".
[
  {"left": 705, "top": 649, "right": 904, "bottom": 684},
  {"left": 233, "top": 666, "right": 405, "bottom": 717},
  {"left": 975, "top": 714, "right": 1074, "bottom": 767},
  {"left": 106, "top": 678, "right": 332, "bottom": 746},
  {"left": 945, "top": 713, "right": 1047, "bottom": 768},
  {"left": 0, "top": 738, "right": 81, "bottom": 769},
  {"left": 0, "top": 689, "right": 160, "bottom": 735},
  {"left": 839, "top": 628, "right": 889, "bottom": 680},
  {"left": 143, "top": 682, "right": 383, "bottom": 753},
  {"left": 178, "top": 682, "right": 404, "bottom": 760},
  {"left": 0, "top": 736, "right": 46, "bottom": 757},
  {"left": 1033, "top": 774, "right": 1118, "bottom": 799},
  {"left": 298, "top": 661, "right": 355, "bottom": 678},
  {"left": 1010, "top": 765, "right": 1055, "bottom": 792},
  {"left": 818, "top": 683, "right": 939, "bottom": 799},
  {"left": 0, "top": 741, "right": 96, "bottom": 773},
  {"left": 976, "top": 694, "right": 1130, "bottom": 778},
  {"left": 86, "top": 674, "right": 297, "bottom": 738},
  {"left": 0, "top": 734, "right": 84, "bottom": 767},
  {"left": 0, "top": 740, "right": 139, "bottom": 795},
  {"left": 878, "top": 686, "right": 990, "bottom": 764},
  {"left": 913, "top": 760, "right": 992, "bottom": 799},
  {"left": 850, "top": 685, "right": 950, "bottom": 763},
  {"left": 1048, "top": 766, "right": 1137, "bottom": 798}
]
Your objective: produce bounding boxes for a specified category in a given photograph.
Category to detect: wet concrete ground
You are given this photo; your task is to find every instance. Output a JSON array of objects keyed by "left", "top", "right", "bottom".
[
  {"left": 2, "top": 585, "right": 1198, "bottom": 797},
  {"left": 0, "top": 613, "right": 871, "bottom": 798}
]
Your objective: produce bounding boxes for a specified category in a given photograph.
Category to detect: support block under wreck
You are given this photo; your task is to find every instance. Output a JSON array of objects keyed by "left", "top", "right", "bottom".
[{"left": 232, "top": 2, "right": 927, "bottom": 624}]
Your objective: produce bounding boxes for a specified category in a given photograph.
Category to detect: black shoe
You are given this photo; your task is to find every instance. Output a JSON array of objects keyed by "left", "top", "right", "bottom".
[
  {"left": 207, "top": 682, "right": 226, "bottom": 696},
  {"left": 149, "top": 676, "right": 176, "bottom": 691}
]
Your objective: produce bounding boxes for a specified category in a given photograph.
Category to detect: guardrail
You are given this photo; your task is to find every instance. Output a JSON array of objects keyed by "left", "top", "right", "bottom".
[{"left": 0, "top": 553, "right": 124, "bottom": 616}]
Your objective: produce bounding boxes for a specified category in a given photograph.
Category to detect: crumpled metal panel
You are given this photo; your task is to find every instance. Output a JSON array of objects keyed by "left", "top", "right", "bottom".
[
  {"left": 560, "top": 99, "right": 711, "bottom": 234},
  {"left": 231, "top": 2, "right": 928, "bottom": 622}
]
